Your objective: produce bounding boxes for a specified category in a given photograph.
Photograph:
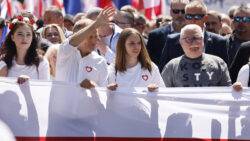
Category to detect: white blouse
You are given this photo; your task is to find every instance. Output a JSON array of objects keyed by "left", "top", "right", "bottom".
[
  {"left": 237, "top": 64, "right": 249, "bottom": 87},
  {"left": 56, "top": 39, "right": 108, "bottom": 86},
  {"left": 0, "top": 59, "right": 50, "bottom": 80},
  {"left": 108, "top": 62, "right": 165, "bottom": 88}
]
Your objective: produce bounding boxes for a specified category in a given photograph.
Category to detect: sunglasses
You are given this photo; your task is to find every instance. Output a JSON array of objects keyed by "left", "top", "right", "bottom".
[
  {"left": 181, "top": 36, "right": 203, "bottom": 44},
  {"left": 233, "top": 16, "right": 250, "bottom": 23},
  {"left": 185, "top": 14, "right": 205, "bottom": 20},
  {"left": 172, "top": 9, "right": 185, "bottom": 14}
]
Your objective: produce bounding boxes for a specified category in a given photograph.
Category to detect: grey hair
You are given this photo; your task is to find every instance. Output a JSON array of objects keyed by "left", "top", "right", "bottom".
[
  {"left": 86, "top": 7, "right": 103, "bottom": 20},
  {"left": 180, "top": 24, "right": 203, "bottom": 38}
]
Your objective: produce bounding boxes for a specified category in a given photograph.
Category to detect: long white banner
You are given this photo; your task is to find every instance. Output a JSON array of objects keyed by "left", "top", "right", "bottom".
[{"left": 0, "top": 78, "right": 250, "bottom": 140}]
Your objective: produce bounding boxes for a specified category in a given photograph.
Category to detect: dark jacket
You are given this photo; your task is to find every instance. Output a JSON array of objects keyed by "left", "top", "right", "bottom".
[
  {"left": 159, "top": 31, "right": 228, "bottom": 71},
  {"left": 146, "top": 24, "right": 175, "bottom": 66},
  {"left": 229, "top": 41, "right": 250, "bottom": 83}
]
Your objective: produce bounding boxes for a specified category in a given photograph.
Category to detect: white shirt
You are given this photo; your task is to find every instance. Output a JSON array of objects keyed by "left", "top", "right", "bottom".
[
  {"left": 56, "top": 39, "right": 108, "bottom": 86},
  {"left": 0, "top": 59, "right": 50, "bottom": 80},
  {"left": 108, "top": 62, "right": 165, "bottom": 87},
  {"left": 237, "top": 64, "right": 249, "bottom": 87},
  {"left": 103, "top": 24, "right": 122, "bottom": 64}
]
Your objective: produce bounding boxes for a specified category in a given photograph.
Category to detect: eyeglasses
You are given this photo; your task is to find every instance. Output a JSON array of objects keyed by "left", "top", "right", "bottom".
[
  {"left": 185, "top": 14, "right": 205, "bottom": 20},
  {"left": 172, "top": 9, "right": 185, "bottom": 14},
  {"left": 181, "top": 36, "right": 203, "bottom": 44},
  {"left": 111, "top": 20, "right": 131, "bottom": 27},
  {"left": 233, "top": 16, "right": 250, "bottom": 23}
]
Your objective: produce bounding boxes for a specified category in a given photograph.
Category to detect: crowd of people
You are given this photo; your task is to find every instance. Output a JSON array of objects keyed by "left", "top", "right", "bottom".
[{"left": 0, "top": 0, "right": 250, "bottom": 91}]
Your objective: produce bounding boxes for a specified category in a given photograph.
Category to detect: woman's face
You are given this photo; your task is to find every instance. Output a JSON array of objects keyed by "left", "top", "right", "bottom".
[
  {"left": 44, "top": 26, "right": 61, "bottom": 44},
  {"left": 125, "top": 33, "right": 141, "bottom": 59},
  {"left": 11, "top": 24, "right": 33, "bottom": 51}
]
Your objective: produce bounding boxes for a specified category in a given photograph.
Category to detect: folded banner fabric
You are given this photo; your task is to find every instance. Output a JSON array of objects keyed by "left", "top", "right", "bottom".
[{"left": 0, "top": 78, "right": 250, "bottom": 141}]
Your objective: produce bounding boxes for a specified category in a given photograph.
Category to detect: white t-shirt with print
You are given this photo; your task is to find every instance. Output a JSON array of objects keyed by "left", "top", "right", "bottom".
[
  {"left": 0, "top": 59, "right": 50, "bottom": 80},
  {"left": 56, "top": 39, "right": 108, "bottom": 86},
  {"left": 108, "top": 62, "right": 165, "bottom": 87}
]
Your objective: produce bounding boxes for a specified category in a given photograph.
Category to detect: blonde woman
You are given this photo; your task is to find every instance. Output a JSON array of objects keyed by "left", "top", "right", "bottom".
[{"left": 42, "top": 24, "right": 65, "bottom": 44}]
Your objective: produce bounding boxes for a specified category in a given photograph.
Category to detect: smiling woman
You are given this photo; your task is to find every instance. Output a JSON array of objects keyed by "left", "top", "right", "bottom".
[{"left": 0, "top": 15, "right": 50, "bottom": 83}]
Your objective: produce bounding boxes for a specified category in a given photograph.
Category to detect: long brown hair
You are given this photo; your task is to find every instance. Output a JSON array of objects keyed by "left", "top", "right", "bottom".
[
  {"left": 115, "top": 28, "right": 152, "bottom": 73},
  {"left": 1, "top": 18, "right": 40, "bottom": 69}
]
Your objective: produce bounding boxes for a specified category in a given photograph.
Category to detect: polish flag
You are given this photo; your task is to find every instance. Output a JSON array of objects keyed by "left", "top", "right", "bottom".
[
  {"left": 23, "top": 0, "right": 43, "bottom": 18},
  {"left": 131, "top": 0, "right": 162, "bottom": 20},
  {"left": 143, "top": 0, "right": 162, "bottom": 20},
  {"left": 0, "top": 0, "right": 12, "bottom": 18}
]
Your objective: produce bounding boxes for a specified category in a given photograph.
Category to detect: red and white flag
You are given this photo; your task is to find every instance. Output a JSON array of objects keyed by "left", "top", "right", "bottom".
[
  {"left": 0, "top": 0, "right": 12, "bottom": 18},
  {"left": 132, "top": 0, "right": 162, "bottom": 20}
]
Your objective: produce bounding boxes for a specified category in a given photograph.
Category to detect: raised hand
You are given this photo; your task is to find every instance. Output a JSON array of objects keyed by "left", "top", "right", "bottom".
[{"left": 96, "top": 7, "right": 116, "bottom": 27}]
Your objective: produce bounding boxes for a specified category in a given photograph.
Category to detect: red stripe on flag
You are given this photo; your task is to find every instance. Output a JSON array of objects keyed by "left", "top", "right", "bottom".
[
  {"left": 6, "top": 0, "right": 12, "bottom": 17},
  {"left": 145, "top": 8, "right": 153, "bottom": 20},
  {"left": 38, "top": 0, "right": 43, "bottom": 18},
  {"left": 131, "top": 0, "right": 144, "bottom": 10},
  {"left": 52, "top": 0, "right": 63, "bottom": 9},
  {"left": 16, "top": 137, "right": 245, "bottom": 141},
  {"left": 98, "top": 0, "right": 113, "bottom": 8},
  {"left": 154, "top": 0, "right": 161, "bottom": 16}
]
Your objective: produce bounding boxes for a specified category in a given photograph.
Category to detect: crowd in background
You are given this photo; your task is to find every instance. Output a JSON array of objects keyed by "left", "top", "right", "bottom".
[{"left": 0, "top": 0, "right": 250, "bottom": 91}]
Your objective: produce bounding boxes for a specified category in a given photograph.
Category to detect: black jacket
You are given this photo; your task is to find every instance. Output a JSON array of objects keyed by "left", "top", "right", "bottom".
[
  {"left": 146, "top": 24, "right": 175, "bottom": 66},
  {"left": 229, "top": 41, "right": 250, "bottom": 83},
  {"left": 159, "top": 31, "right": 228, "bottom": 71}
]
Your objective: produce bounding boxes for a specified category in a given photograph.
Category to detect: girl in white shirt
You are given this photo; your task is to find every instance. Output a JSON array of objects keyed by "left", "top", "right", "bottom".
[
  {"left": 107, "top": 28, "right": 165, "bottom": 91},
  {"left": 0, "top": 15, "right": 50, "bottom": 83}
]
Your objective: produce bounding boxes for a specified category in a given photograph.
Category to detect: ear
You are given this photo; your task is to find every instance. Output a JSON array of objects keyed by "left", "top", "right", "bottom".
[{"left": 203, "top": 15, "right": 208, "bottom": 23}]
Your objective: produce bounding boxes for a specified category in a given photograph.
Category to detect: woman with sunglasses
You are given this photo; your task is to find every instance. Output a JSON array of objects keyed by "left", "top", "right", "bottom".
[
  {"left": 107, "top": 28, "right": 165, "bottom": 92},
  {"left": 0, "top": 15, "right": 50, "bottom": 83}
]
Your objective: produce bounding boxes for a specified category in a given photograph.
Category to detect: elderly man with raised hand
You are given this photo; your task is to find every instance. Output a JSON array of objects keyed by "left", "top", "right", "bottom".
[
  {"left": 161, "top": 24, "right": 231, "bottom": 87},
  {"left": 159, "top": 0, "right": 228, "bottom": 72}
]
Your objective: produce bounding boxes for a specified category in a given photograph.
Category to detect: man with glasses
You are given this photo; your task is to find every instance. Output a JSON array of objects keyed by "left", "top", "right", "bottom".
[
  {"left": 161, "top": 24, "right": 231, "bottom": 87},
  {"left": 112, "top": 10, "right": 134, "bottom": 29},
  {"left": 159, "top": 0, "right": 228, "bottom": 71},
  {"left": 228, "top": 5, "right": 250, "bottom": 83},
  {"left": 146, "top": 0, "right": 189, "bottom": 67}
]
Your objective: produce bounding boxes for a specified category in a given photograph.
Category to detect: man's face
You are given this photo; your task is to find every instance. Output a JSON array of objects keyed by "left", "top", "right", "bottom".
[
  {"left": 43, "top": 12, "right": 64, "bottom": 27},
  {"left": 112, "top": 13, "right": 131, "bottom": 29},
  {"left": 185, "top": 7, "right": 207, "bottom": 28},
  {"left": 232, "top": 10, "right": 250, "bottom": 37},
  {"left": 180, "top": 28, "right": 204, "bottom": 58},
  {"left": 205, "top": 14, "right": 222, "bottom": 34},
  {"left": 79, "top": 31, "right": 98, "bottom": 53},
  {"left": 170, "top": 2, "right": 187, "bottom": 25}
]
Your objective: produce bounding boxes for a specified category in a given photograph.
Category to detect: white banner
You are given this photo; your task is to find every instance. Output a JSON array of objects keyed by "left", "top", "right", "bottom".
[{"left": 0, "top": 78, "right": 250, "bottom": 140}]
